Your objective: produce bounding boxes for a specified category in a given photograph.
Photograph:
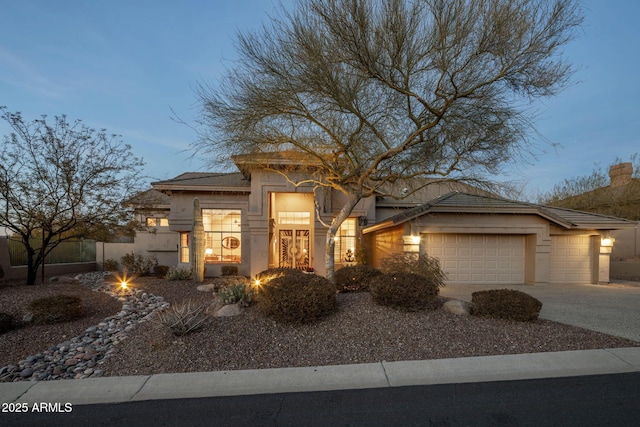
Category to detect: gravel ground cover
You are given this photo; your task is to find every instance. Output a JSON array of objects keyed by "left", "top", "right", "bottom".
[
  {"left": 0, "top": 277, "right": 121, "bottom": 369},
  {"left": 1, "top": 274, "right": 638, "bottom": 378},
  {"left": 102, "top": 276, "right": 638, "bottom": 376}
]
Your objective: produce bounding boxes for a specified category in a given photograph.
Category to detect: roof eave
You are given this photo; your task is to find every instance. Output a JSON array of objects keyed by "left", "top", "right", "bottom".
[{"left": 152, "top": 184, "right": 251, "bottom": 193}]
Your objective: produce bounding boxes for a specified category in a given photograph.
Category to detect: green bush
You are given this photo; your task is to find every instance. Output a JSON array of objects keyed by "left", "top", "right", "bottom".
[
  {"left": 0, "top": 312, "right": 16, "bottom": 334},
  {"left": 471, "top": 289, "right": 543, "bottom": 322},
  {"left": 369, "top": 272, "right": 440, "bottom": 311},
  {"left": 380, "top": 253, "right": 447, "bottom": 288},
  {"left": 28, "top": 294, "right": 83, "bottom": 324},
  {"left": 257, "top": 272, "right": 337, "bottom": 323},
  {"left": 221, "top": 265, "right": 238, "bottom": 276},
  {"left": 218, "top": 283, "right": 255, "bottom": 307},
  {"left": 155, "top": 300, "right": 212, "bottom": 336},
  {"left": 121, "top": 252, "right": 158, "bottom": 276},
  {"left": 334, "top": 265, "right": 383, "bottom": 292},
  {"left": 154, "top": 265, "right": 170, "bottom": 278},
  {"left": 103, "top": 258, "right": 119, "bottom": 272},
  {"left": 165, "top": 266, "right": 193, "bottom": 281}
]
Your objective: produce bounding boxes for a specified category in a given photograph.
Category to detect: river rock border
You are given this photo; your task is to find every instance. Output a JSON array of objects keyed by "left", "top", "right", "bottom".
[{"left": 0, "top": 272, "right": 169, "bottom": 382}]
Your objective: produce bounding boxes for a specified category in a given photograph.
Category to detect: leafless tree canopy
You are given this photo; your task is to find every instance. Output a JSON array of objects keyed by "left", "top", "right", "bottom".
[
  {"left": 0, "top": 108, "right": 146, "bottom": 285},
  {"left": 195, "top": 0, "right": 583, "bottom": 280}
]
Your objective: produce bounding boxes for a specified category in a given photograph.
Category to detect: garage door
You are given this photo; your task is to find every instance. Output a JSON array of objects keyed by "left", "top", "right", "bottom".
[
  {"left": 424, "top": 234, "right": 525, "bottom": 285},
  {"left": 550, "top": 235, "right": 593, "bottom": 283}
]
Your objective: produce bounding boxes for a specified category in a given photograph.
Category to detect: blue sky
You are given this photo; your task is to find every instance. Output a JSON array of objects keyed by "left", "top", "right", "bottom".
[{"left": 1, "top": 0, "right": 638, "bottom": 199}]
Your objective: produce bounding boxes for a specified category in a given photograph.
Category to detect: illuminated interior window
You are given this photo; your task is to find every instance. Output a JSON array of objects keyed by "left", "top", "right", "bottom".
[
  {"left": 146, "top": 217, "right": 169, "bottom": 227},
  {"left": 278, "top": 211, "right": 311, "bottom": 225},
  {"left": 180, "top": 232, "right": 189, "bottom": 263},
  {"left": 334, "top": 218, "right": 357, "bottom": 264},
  {"left": 202, "top": 209, "right": 242, "bottom": 263}
]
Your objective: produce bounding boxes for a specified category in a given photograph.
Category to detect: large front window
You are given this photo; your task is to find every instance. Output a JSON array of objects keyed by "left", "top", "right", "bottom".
[
  {"left": 202, "top": 209, "right": 242, "bottom": 263},
  {"left": 335, "top": 218, "right": 357, "bottom": 264}
]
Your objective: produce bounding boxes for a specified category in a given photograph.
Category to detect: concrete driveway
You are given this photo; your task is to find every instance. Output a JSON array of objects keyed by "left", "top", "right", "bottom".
[{"left": 440, "top": 281, "right": 640, "bottom": 342}]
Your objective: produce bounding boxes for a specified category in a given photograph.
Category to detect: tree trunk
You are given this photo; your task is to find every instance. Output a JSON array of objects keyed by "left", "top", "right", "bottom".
[{"left": 25, "top": 247, "right": 38, "bottom": 286}]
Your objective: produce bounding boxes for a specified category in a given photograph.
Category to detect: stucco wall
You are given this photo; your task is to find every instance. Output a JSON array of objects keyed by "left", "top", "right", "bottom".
[{"left": 612, "top": 227, "right": 640, "bottom": 259}]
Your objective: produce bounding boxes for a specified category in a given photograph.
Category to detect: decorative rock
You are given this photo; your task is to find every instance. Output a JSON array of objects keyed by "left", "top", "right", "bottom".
[
  {"left": 197, "top": 284, "right": 216, "bottom": 292},
  {"left": 0, "top": 271, "right": 172, "bottom": 383},
  {"left": 443, "top": 299, "right": 472, "bottom": 316},
  {"left": 215, "top": 303, "right": 243, "bottom": 317}
]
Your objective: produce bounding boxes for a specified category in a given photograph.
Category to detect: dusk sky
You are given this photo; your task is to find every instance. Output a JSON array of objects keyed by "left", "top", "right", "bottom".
[{"left": 1, "top": 0, "right": 639, "bottom": 199}]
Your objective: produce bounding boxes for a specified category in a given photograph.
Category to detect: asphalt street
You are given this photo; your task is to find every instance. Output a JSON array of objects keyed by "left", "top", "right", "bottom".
[{"left": 4, "top": 372, "right": 640, "bottom": 426}]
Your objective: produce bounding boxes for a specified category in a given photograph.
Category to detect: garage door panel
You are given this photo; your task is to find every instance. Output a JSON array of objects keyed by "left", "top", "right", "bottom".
[
  {"left": 425, "top": 234, "right": 525, "bottom": 285},
  {"left": 550, "top": 235, "right": 592, "bottom": 284}
]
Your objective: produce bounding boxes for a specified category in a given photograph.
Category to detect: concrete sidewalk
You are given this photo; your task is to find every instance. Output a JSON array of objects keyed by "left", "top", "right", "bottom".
[{"left": 2, "top": 347, "right": 640, "bottom": 406}]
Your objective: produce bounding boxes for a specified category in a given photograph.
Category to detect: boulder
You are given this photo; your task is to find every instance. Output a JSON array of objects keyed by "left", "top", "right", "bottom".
[
  {"left": 215, "top": 303, "right": 243, "bottom": 317},
  {"left": 443, "top": 299, "right": 471, "bottom": 316}
]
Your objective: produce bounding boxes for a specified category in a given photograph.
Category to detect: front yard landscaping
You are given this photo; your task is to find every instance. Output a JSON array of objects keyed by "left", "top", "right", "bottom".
[{"left": 1, "top": 273, "right": 638, "bottom": 380}]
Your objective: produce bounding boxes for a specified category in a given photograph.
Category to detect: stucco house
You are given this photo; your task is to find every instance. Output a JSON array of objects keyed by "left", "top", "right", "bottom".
[{"left": 123, "top": 155, "right": 636, "bottom": 285}]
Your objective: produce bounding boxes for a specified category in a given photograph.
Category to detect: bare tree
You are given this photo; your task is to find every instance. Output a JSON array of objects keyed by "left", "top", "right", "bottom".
[
  {"left": 194, "top": 0, "right": 583, "bottom": 282},
  {"left": 0, "top": 108, "right": 146, "bottom": 285}
]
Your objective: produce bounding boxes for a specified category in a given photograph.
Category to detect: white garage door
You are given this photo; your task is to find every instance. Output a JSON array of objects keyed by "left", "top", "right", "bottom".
[
  {"left": 550, "top": 235, "right": 593, "bottom": 284},
  {"left": 424, "top": 234, "right": 525, "bottom": 285}
]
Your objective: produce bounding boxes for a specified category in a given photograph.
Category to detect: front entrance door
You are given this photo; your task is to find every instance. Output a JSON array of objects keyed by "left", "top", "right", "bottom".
[{"left": 279, "top": 229, "right": 310, "bottom": 269}]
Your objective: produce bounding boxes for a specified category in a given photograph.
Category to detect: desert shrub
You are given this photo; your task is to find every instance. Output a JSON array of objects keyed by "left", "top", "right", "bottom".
[
  {"left": 334, "top": 265, "right": 383, "bottom": 293},
  {"left": 0, "top": 312, "right": 16, "bottom": 334},
  {"left": 154, "top": 265, "right": 170, "bottom": 278},
  {"left": 121, "top": 252, "right": 158, "bottom": 276},
  {"left": 155, "top": 300, "right": 212, "bottom": 336},
  {"left": 221, "top": 265, "right": 238, "bottom": 276},
  {"left": 218, "top": 282, "right": 255, "bottom": 307},
  {"left": 165, "top": 266, "right": 193, "bottom": 281},
  {"left": 103, "top": 258, "right": 119, "bottom": 272},
  {"left": 28, "top": 294, "right": 83, "bottom": 324},
  {"left": 471, "top": 289, "right": 543, "bottom": 322},
  {"left": 369, "top": 272, "right": 440, "bottom": 311},
  {"left": 380, "top": 253, "right": 447, "bottom": 288},
  {"left": 257, "top": 273, "right": 337, "bottom": 323}
]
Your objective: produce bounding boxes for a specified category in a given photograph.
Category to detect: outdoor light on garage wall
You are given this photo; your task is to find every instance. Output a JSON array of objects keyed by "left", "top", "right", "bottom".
[{"left": 601, "top": 237, "right": 613, "bottom": 247}]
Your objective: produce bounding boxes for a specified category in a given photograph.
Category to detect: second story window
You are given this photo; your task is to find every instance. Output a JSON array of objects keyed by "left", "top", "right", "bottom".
[{"left": 146, "top": 217, "right": 169, "bottom": 227}]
